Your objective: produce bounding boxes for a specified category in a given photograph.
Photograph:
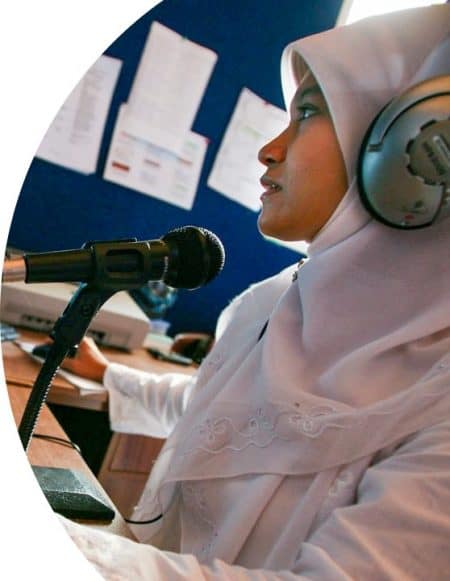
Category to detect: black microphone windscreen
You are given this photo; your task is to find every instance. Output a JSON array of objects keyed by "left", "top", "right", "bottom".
[{"left": 162, "top": 226, "right": 225, "bottom": 289}]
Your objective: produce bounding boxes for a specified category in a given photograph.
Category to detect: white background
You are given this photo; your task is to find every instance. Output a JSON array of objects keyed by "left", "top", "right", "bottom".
[
  {"left": 0, "top": 2, "right": 159, "bottom": 578},
  {"left": 2, "top": 1, "right": 442, "bottom": 576}
]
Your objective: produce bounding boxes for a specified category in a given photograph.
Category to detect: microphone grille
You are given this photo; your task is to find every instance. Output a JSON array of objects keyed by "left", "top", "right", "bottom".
[{"left": 162, "top": 226, "right": 225, "bottom": 289}]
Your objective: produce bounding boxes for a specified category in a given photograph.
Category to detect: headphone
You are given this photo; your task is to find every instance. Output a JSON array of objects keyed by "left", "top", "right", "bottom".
[{"left": 358, "top": 75, "right": 450, "bottom": 229}]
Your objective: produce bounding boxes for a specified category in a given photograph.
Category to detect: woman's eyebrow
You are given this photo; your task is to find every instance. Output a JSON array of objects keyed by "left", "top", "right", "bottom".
[{"left": 298, "top": 85, "right": 322, "bottom": 100}]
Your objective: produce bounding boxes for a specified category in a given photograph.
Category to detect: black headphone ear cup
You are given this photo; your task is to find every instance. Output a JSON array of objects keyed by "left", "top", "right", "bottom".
[{"left": 358, "top": 75, "right": 450, "bottom": 229}]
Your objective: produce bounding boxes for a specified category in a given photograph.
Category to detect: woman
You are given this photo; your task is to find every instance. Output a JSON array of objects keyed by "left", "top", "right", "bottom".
[{"left": 59, "top": 5, "right": 450, "bottom": 579}]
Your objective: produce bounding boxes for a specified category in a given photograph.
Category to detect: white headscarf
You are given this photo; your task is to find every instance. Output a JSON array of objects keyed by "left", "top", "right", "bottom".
[{"left": 141, "top": 5, "right": 450, "bottom": 522}]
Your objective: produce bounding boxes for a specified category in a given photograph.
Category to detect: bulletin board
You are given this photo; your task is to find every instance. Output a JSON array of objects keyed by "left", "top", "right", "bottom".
[{"left": 8, "top": 0, "right": 342, "bottom": 335}]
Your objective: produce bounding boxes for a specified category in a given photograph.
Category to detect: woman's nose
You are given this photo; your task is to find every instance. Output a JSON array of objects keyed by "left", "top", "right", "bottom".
[{"left": 258, "top": 129, "right": 288, "bottom": 166}]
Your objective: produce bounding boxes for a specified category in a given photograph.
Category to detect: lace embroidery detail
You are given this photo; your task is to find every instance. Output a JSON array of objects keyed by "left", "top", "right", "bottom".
[
  {"left": 288, "top": 404, "right": 341, "bottom": 437},
  {"left": 185, "top": 361, "right": 450, "bottom": 458},
  {"left": 198, "top": 418, "right": 227, "bottom": 442},
  {"left": 244, "top": 407, "right": 274, "bottom": 435},
  {"left": 182, "top": 483, "right": 217, "bottom": 560},
  {"left": 186, "top": 403, "right": 352, "bottom": 455}
]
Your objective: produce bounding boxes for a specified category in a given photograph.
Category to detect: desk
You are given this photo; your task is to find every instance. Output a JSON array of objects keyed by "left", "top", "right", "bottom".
[
  {"left": 3, "top": 328, "right": 197, "bottom": 517},
  {"left": 7, "top": 383, "right": 133, "bottom": 538}
]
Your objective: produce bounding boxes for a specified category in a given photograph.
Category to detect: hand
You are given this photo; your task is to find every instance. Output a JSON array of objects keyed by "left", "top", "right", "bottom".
[{"left": 61, "top": 336, "right": 109, "bottom": 383}]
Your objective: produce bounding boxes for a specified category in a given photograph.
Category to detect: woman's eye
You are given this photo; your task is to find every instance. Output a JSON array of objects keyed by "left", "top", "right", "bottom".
[{"left": 296, "top": 105, "right": 317, "bottom": 121}]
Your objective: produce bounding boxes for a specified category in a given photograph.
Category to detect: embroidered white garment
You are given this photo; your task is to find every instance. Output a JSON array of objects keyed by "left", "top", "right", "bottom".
[{"left": 60, "top": 6, "right": 450, "bottom": 579}]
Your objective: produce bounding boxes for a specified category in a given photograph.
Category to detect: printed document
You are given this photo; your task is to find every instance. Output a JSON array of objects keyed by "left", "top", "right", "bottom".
[
  {"left": 207, "top": 88, "right": 287, "bottom": 211},
  {"left": 36, "top": 55, "right": 122, "bottom": 174},
  {"left": 122, "top": 21, "right": 217, "bottom": 155},
  {"left": 104, "top": 104, "right": 208, "bottom": 210}
]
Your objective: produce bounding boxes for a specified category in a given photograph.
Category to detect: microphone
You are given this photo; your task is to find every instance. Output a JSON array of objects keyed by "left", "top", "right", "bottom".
[{"left": 2, "top": 226, "right": 225, "bottom": 290}]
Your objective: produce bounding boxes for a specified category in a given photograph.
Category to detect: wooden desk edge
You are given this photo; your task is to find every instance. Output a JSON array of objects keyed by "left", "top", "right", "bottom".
[{"left": 7, "top": 383, "right": 134, "bottom": 540}]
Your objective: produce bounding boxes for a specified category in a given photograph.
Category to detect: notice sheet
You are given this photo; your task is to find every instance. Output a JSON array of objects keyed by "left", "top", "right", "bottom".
[
  {"left": 207, "top": 88, "right": 287, "bottom": 211},
  {"left": 36, "top": 54, "right": 122, "bottom": 174},
  {"left": 104, "top": 104, "right": 208, "bottom": 210},
  {"left": 122, "top": 21, "right": 217, "bottom": 155}
]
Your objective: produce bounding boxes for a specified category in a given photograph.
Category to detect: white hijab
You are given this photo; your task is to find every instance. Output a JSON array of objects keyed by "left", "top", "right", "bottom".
[{"left": 141, "top": 5, "right": 450, "bottom": 521}]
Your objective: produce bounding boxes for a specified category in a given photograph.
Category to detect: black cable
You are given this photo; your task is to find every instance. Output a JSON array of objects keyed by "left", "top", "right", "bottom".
[
  {"left": 125, "top": 514, "right": 163, "bottom": 525},
  {"left": 33, "top": 432, "right": 82, "bottom": 454}
]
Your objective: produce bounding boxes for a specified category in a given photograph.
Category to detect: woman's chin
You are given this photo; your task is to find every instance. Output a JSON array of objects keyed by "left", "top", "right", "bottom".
[
  {"left": 257, "top": 215, "right": 275, "bottom": 238},
  {"left": 258, "top": 221, "right": 310, "bottom": 245}
]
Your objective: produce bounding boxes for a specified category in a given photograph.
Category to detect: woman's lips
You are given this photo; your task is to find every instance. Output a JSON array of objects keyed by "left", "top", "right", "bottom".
[{"left": 260, "top": 176, "right": 282, "bottom": 201}]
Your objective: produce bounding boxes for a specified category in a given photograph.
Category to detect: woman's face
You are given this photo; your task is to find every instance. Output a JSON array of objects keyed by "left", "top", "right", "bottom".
[{"left": 257, "top": 73, "right": 348, "bottom": 242}]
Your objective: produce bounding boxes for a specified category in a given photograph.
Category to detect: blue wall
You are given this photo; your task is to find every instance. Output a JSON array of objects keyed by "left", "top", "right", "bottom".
[{"left": 8, "top": 0, "right": 342, "bottom": 336}]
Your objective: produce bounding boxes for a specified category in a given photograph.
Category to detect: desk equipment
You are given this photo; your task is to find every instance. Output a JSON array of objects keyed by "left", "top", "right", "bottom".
[
  {"left": 1, "top": 281, "right": 149, "bottom": 350},
  {"left": 147, "top": 347, "right": 193, "bottom": 366}
]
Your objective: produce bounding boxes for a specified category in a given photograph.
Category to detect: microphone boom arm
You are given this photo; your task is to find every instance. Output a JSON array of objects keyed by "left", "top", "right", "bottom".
[{"left": 18, "top": 283, "right": 116, "bottom": 450}]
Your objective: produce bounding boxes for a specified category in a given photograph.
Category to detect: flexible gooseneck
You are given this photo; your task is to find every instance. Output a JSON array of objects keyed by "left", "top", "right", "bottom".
[{"left": 18, "top": 284, "right": 115, "bottom": 451}]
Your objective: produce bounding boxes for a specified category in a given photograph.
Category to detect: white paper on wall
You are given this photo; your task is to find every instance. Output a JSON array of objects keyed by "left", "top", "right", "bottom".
[
  {"left": 104, "top": 104, "right": 208, "bottom": 210},
  {"left": 36, "top": 54, "right": 122, "bottom": 174},
  {"left": 207, "top": 88, "right": 288, "bottom": 211},
  {"left": 122, "top": 21, "right": 217, "bottom": 155}
]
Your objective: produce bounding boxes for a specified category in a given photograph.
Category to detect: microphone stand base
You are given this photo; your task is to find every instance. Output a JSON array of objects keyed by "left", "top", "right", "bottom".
[{"left": 32, "top": 465, "right": 115, "bottom": 522}]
